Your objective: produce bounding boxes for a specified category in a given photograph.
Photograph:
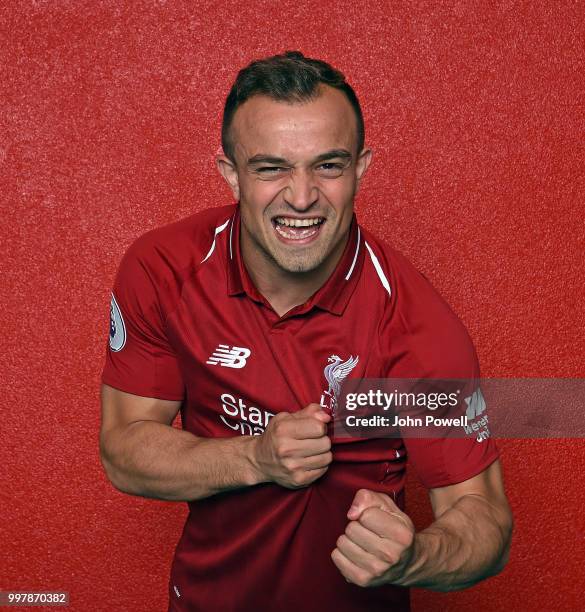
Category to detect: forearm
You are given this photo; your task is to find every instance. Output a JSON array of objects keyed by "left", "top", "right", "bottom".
[
  {"left": 397, "top": 493, "right": 513, "bottom": 591},
  {"left": 101, "top": 421, "right": 264, "bottom": 502}
]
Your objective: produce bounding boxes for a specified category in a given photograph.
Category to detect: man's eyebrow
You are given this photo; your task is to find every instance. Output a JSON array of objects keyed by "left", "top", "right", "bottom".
[
  {"left": 312, "top": 149, "right": 352, "bottom": 163},
  {"left": 247, "top": 154, "right": 289, "bottom": 166},
  {"left": 246, "top": 149, "right": 353, "bottom": 167}
]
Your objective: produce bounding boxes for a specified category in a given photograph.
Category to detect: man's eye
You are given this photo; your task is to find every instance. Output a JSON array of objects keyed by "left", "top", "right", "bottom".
[
  {"left": 257, "top": 167, "right": 285, "bottom": 173},
  {"left": 255, "top": 166, "right": 290, "bottom": 180},
  {"left": 316, "top": 162, "right": 345, "bottom": 176}
]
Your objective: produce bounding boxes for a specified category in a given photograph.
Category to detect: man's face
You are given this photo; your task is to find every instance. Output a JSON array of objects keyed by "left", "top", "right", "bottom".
[{"left": 218, "top": 85, "right": 372, "bottom": 274}]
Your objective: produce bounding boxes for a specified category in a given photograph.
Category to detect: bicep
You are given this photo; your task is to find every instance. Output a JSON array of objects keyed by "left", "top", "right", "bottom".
[
  {"left": 100, "top": 383, "right": 181, "bottom": 444},
  {"left": 428, "top": 459, "right": 510, "bottom": 520}
]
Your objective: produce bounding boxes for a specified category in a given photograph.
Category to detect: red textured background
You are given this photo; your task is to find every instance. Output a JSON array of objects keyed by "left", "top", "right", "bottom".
[{"left": 1, "top": 1, "right": 584, "bottom": 611}]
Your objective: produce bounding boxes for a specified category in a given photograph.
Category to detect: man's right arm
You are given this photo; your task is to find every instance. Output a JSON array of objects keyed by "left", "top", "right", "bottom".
[{"left": 99, "top": 384, "right": 332, "bottom": 502}]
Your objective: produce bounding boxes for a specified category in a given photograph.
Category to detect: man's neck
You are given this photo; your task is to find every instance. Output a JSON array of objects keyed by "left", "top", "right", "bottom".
[{"left": 241, "top": 232, "right": 349, "bottom": 318}]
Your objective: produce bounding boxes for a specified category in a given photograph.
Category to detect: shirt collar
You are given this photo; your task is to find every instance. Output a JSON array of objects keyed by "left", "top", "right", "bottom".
[{"left": 226, "top": 206, "right": 364, "bottom": 316}]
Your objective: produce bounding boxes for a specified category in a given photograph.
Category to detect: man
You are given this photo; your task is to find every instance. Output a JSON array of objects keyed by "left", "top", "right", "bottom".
[{"left": 100, "top": 51, "right": 513, "bottom": 611}]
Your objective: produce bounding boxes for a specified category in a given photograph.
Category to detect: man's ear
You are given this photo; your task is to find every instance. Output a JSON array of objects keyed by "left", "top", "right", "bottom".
[
  {"left": 355, "top": 147, "right": 373, "bottom": 194},
  {"left": 216, "top": 154, "right": 240, "bottom": 201}
]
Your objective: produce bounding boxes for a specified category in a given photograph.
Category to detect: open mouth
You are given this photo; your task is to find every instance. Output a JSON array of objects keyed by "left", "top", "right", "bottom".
[{"left": 272, "top": 216, "right": 325, "bottom": 243}]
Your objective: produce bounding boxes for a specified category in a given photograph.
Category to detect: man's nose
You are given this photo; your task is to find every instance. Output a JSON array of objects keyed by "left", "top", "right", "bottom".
[{"left": 283, "top": 169, "right": 318, "bottom": 210}]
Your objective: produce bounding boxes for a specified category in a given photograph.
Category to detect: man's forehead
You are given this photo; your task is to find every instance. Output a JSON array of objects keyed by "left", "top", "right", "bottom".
[{"left": 231, "top": 86, "right": 358, "bottom": 159}]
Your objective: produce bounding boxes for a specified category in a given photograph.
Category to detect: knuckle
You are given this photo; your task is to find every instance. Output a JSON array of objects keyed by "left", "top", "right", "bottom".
[
  {"left": 290, "top": 472, "right": 307, "bottom": 487},
  {"left": 282, "top": 457, "right": 298, "bottom": 472},
  {"left": 312, "top": 467, "right": 326, "bottom": 479},
  {"left": 282, "top": 460, "right": 293, "bottom": 472},
  {"left": 275, "top": 441, "right": 292, "bottom": 458},
  {"left": 312, "top": 468, "right": 327, "bottom": 481},
  {"left": 353, "top": 571, "right": 370, "bottom": 588},
  {"left": 311, "top": 421, "right": 324, "bottom": 436},
  {"left": 369, "top": 558, "right": 389, "bottom": 576},
  {"left": 400, "top": 530, "right": 414, "bottom": 550},
  {"left": 378, "top": 544, "right": 397, "bottom": 566},
  {"left": 274, "top": 414, "right": 292, "bottom": 431},
  {"left": 273, "top": 413, "right": 287, "bottom": 427}
]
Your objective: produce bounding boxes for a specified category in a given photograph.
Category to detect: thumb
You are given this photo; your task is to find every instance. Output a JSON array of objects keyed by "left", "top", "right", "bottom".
[
  {"left": 347, "top": 488, "right": 398, "bottom": 520},
  {"left": 298, "top": 402, "right": 331, "bottom": 423}
]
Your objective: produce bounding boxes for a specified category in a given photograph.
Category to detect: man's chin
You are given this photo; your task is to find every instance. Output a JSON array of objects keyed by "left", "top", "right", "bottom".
[
  {"left": 274, "top": 258, "right": 322, "bottom": 275},
  {"left": 271, "top": 250, "right": 325, "bottom": 275}
]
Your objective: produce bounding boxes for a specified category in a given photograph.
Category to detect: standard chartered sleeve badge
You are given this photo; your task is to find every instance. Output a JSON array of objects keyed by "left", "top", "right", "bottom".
[{"left": 109, "top": 293, "right": 126, "bottom": 352}]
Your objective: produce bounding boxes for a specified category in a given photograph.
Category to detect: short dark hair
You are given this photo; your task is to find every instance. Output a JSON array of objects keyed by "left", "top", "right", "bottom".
[{"left": 221, "top": 50, "right": 365, "bottom": 162}]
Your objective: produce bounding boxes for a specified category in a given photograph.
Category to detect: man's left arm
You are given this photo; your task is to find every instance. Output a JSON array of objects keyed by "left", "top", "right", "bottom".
[{"left": 331, "top": 459, "right": 513, "bottom": 591}]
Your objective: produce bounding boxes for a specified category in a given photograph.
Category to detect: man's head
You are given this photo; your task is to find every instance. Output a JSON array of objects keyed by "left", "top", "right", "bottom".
[
  {"left": 221, "top": 51, "right": 365, "bottom": 163},
  {"left": 217, "top": 51, "right": 372, "bottom": 276}
]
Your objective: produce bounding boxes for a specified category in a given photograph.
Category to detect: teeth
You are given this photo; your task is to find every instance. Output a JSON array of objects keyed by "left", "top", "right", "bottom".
[{"left": 275, "top": 217, "right": 323, "bottom": 227}]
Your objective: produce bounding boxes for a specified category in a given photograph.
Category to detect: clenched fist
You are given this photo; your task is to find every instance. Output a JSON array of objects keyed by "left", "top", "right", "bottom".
[
  {"left": 331, "top": 489, "right": 416, "bottom": 587},
  {"left": 251, "top": 403, "right": 332, "bottom": 489}
]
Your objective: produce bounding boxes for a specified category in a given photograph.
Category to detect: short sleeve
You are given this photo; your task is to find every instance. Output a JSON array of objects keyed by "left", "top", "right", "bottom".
[
  {"left": 401, "top": 363, "right": 500, "bottom": 488},
  {"left": 404, "top": 434, "right": 499, "bottom": 489},
  {"left": 101, "top": 239, "right": 185, "bottom": 401},
  {"left": 387, "top": 258, "right": 499, "bottom": 489}
]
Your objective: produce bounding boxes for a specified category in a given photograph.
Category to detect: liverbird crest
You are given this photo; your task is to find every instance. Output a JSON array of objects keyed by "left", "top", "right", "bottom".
[{"left": 323, "top": 354, "right": 360, "bottom": 407}]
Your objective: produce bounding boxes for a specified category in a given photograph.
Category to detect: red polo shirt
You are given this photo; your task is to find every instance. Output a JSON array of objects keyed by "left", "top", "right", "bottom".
[{"left": 102, "top": 204, "right": 499, "bottom": 611}]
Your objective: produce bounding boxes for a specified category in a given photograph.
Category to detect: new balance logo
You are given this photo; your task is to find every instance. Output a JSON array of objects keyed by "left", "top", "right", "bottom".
[{"left": 206, "top": 344, "right": 251, "bottom": 369}]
